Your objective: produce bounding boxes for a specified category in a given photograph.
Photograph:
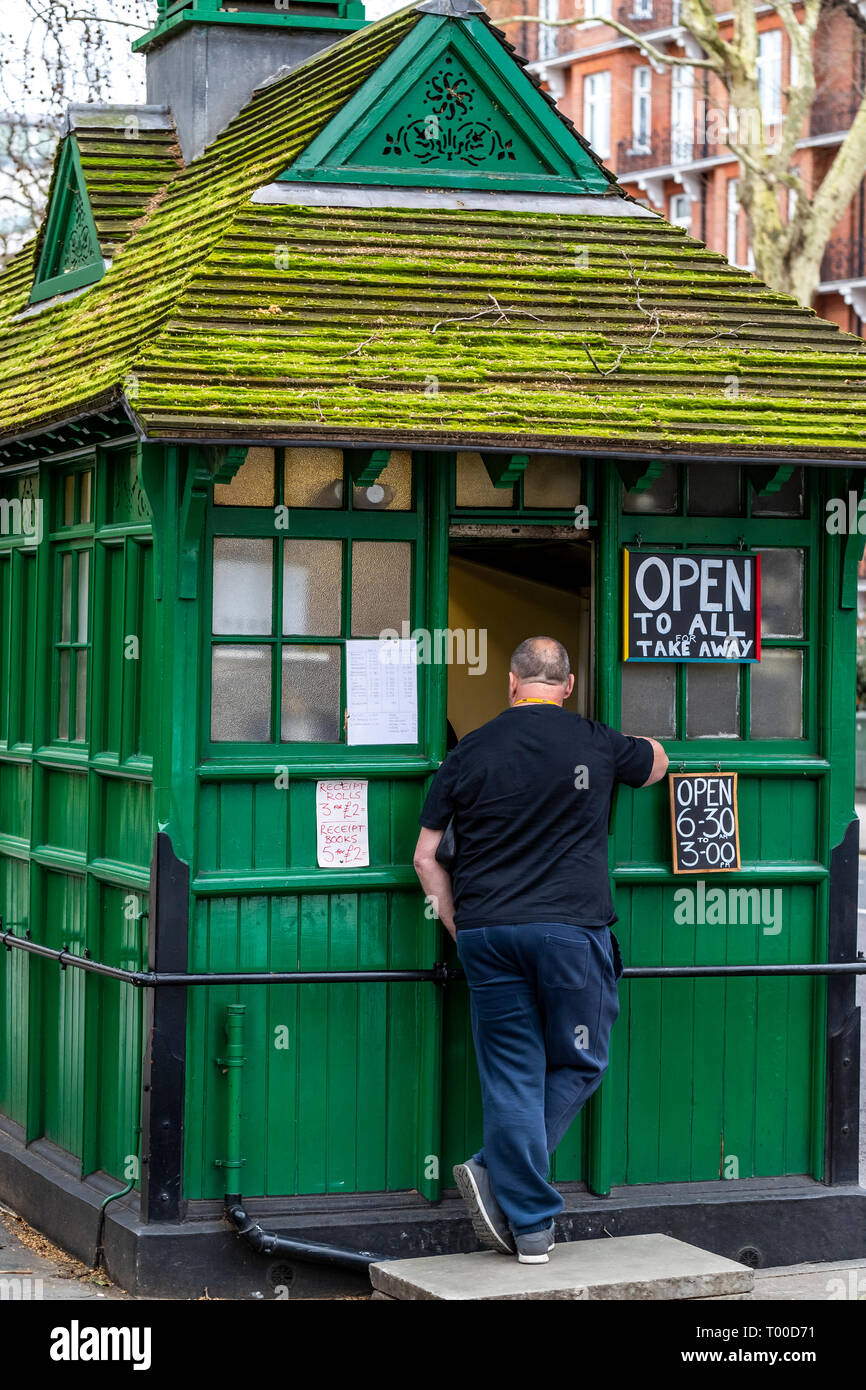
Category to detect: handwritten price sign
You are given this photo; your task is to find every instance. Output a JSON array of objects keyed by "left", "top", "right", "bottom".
[{"left": 316, "top": 781, "right": 370, "bottom": 868}]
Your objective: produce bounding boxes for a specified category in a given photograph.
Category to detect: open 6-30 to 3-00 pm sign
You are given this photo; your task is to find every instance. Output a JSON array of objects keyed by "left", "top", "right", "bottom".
[{"left": 623, "top": 549, "right": 761, "bottom": 662}]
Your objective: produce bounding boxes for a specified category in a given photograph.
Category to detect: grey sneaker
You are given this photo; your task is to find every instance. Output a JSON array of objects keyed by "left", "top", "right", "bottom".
[
  {"left": 453, "top": 1159, "right": 516, "bottom": 1255},
  {"left": 515, "top": 1222, "right": 556, "bottom": 1264}
]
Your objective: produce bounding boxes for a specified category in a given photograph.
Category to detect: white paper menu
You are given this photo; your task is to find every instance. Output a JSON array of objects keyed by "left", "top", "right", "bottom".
[
  {"left": 345, "top": 639, "right": 418, "bottom": 746},
  {"left": 316, "top": 780, "right": 369, "bottom": 868}
]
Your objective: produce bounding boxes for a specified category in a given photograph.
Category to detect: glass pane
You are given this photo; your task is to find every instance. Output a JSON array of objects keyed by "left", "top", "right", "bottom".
[
  {"left": 686, "top": 663, "right": 740, "bottom": 738},
  {"left": 58, "top": 649, "right": 70, "bottom": 740},
  {"left": 622, "top": 461, "right": 678, "bottom": 514},
  {"left": 63, "top": 475, "right": 75, "bottom": 525},
  {"left": 621, "top": 662, "right": 676, "bottom": 737},
  {"left": 77, "top": 550, "right": 89, "bottom": 642},
  {"left": 75, "top": 651, "right": 87, "bottom": 741},
  {"left": 456, "top": 452, "right": 513, "bottom": 508},
  {"left": 284, "top": 448, "right": 344, "bottom": 508},
  {"left": 281, "top": 645, "right": 341, "bottom": 742},
  {"left": 353, "top": 450, "right": 413, "bottom": 510},
  {"left": 211, "top": 644, "right": 272, "bottom": 742},
  {"left": 687, "top": 464, "right": 741, "bottom": 515},
  {"left": 212, "top": 538, "right": 273, "bottom": 635},
  {"left": 79, "top": 472, "right": 92, "bottom": 524},
  {"left": 214, "top": 448, "right": 275, "bottom": 507},
  {"left": 351, "top": 541, "right": 411, "bottom": 637},
  {"left": 750, "top": 466, "right": 804, "bottom": 517},
  {"left": 523, "top": 454, "right": 582, "bottom": 509},
  {"left": 750, "top": 648, "right": 803, "bottom": 739},
  {"left": 759, "top": 549, "right": 803, "bottom": 637},
  {"left": 282, "top": 539, "right": 342, "bottom": 636},
  {"left": 60, "top": 553, "right": 73, "bottom": 642}
]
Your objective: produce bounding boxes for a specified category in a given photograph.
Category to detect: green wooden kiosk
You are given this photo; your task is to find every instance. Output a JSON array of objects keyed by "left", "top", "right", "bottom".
[{"left": 0, "top": 0, "right": 863, "bottom": 1297}]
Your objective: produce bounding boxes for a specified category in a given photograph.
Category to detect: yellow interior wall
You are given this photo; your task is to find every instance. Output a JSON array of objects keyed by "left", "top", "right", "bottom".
[{"left": 447, "top": 555, "right": 587, "bottom": 739}]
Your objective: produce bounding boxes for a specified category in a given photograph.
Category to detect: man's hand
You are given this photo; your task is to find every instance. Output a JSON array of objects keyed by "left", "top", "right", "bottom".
[{"left": 413, "top": 827, "right": 457, "bottom": 939}]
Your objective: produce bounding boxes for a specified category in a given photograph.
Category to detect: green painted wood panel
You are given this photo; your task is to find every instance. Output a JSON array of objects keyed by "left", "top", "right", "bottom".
[
  {"left": 0, "top": 855, "right": 30, "bottom": 1124},
  {"left": 184, "top": 889, "right": 433, "bottom": 1199},
  {"left": 99, "top": 778, "right": 152, "bottom": 869},
  {"left": 0, "top": 763, "right": 31, "bottom": 841},
  {"left": 39, "top": 870, "right": 87, "bottom": 1157},
  {"left": 40, "top": 769, "right": 88, "bottom": 856},
  {"left": 89, "top": 883, "right": 146, "bottom": 1180}
]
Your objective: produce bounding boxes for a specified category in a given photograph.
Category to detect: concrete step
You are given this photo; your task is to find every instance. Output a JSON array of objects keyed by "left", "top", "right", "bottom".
[{"left": 369, "top": 1233, "right": 754, "bottom": 1301}]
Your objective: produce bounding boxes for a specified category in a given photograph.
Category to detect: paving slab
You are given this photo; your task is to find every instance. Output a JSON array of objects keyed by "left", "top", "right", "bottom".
[{"left": 369, "top": 1233, "right": 754, "bottom": 1301}]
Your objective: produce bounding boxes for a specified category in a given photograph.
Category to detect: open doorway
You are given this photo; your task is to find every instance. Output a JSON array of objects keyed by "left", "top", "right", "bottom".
[{"left": 446, "top": 533, "right": 593, "bottom": 742}]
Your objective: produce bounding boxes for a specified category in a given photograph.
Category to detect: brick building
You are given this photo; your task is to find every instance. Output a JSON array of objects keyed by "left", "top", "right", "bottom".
[{"left": 486, "top": 0, "right": 866, "bottom": 334}]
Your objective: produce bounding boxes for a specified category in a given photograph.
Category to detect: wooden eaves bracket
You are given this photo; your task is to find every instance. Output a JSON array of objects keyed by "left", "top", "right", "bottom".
[{"left": 481, "top": 452, "right": 529, "bottom": 487}]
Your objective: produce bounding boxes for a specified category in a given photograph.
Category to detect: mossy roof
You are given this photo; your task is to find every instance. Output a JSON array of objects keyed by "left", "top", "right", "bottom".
[{"left": 1, "top": 2, "right": 866, "bottom": 460}]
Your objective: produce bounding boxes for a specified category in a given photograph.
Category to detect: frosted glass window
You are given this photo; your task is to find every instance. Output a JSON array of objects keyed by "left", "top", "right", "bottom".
[
  {"left": 750, "top": 467, "right": 803, "bottom": 517},
  {"left": 622, "top": 461, "right": 678, "bottom": 514},
  {"left": 353, "top": 451, "right": 413, "bottom": 510},
  {"left": 75, "top": 652, "right": 87, "bottom": 741},
  {"left": 355, "top": 450, "right": 417, "bottom": 511},
  {"left": 212, "top": 538, "right": 273, "bottom": 635},
  {"left": 456, "top": 452, "right": 513, "bottom": 508},
  {"left": 687, "top": 663, "right": 740, "bottom": 738},
  {"left": 759, "top": 549, "right": 803, "bottom": 637},
  {"left": 351, "top": 541, "right": 411, "bottom": 637},
  {"left": 80, "top": 472, "right": 92, "bottom": 524},
  {"left": 282, "top": 539, "right": 342, "bottom": 636},
  {"left": 281, "top": 645, "right": 341, "bottom": 742},
  {"left": 77, "top": 551, "right": 89, "bottom": 642},
  {"left": 621, "top": 662, "right": 676, "bottom": 738},
  {"left": 211, "top": 645, "right": 271, "bottom": 742},
  {"left": 214, "top": 448, "right": 275, "bottom": 507},
  {"left": 61, "top": 553, "right": 73, "bottom": 642},
  {"left": 687, "top": 464, "right": 741, "bottom": 515},
  {"left": 523, "top": 454, "right": 582, "bottom": 509},
  {"left": 750, "top": 648, "right": 802, "bottom": 738},
  {"left": 284, "top": 448, "right": 344, "bottom": 508},
  {"left": 58, "top": 650, "right": 70, "bottom": 740}
]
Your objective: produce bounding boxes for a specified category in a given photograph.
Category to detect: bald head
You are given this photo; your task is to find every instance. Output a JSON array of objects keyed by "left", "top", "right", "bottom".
[
  {"left": 508, "top": 637, "right": 574, "bottom": 706},
  {"left": 510, "top": 637, "right": 571, "bottom": 686}
]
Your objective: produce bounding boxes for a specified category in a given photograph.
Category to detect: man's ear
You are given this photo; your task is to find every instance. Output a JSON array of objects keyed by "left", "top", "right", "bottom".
[
  {"left": 564, "top": 674, "right": 575, "bottom": 699},
  {"left": 508, "top": 671, "right": 518, "bottom": 702}
]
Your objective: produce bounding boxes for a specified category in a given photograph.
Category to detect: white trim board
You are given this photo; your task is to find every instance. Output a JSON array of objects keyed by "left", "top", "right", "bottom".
[{"left": 250, "top": 182, "right": 660, "bottom": 218}]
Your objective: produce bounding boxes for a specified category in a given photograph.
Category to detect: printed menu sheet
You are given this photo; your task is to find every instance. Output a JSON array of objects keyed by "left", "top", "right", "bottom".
[
  {"left": 316, "top": 780, "right": 369, "bottom": 868},
  {"left": 345, "top": 639, "right": 418, "bottom": 746}
]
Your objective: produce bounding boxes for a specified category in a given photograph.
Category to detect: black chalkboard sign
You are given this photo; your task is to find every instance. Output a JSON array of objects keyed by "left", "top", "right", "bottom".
[
  {"left": 669, "top": 772, "right": 740, "bottom": 874},
  {"left": 623, "top": 549, "right": 760, "bottom": 662}
]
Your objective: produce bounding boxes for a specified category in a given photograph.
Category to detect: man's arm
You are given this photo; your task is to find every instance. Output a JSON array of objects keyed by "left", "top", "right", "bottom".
[
  {"left": 633, "top": 736, "right": 668, "bottom": 786},
  {"left": 413, "top": 827, "right": 457, "bottom": 940}
]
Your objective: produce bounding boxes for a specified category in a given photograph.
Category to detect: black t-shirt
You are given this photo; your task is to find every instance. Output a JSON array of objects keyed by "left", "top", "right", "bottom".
[{"left": 419, "top": 704, "right": 654, "bottom": 931}]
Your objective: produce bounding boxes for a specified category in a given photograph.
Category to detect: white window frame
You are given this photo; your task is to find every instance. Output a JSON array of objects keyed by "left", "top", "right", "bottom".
[
  {"left": 631, "top": 66, "right": 652, "bottom": 151},
  {"left": 669, "top": 193, "right": 691, "bottom": 230},
  {"left": 583, "top": 70, "right": 611, "bottom": 160},
  {"left": 757, "top": 28, "right": 783, "bottom": 129},
  {"left": 670, "top": 64, "right": 694, "bottom": 164},
  {"left": 538, "top": 0, "right": 559, "bottom": 63},
  {"left": 726, "top": 177, "right": 741, "bottom": 266}
]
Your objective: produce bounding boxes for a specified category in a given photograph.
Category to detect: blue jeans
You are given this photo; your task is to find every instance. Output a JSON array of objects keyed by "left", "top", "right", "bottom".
[{"left": 456, "top": 922, "right": 622, "bottom": 1236}]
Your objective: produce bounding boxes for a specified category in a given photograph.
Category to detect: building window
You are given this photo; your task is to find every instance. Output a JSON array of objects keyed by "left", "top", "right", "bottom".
[
  {"left": 538, "top": 0, "right": 559, "bottom": 61},
  {"left": 208, "top": 448, "right": 420, "bottom": 748},
  {"left": 670, "top": 64, "right": 694, "bottom": 163},
  {"left": 583, "top": 70, "right": 611, "bottom": 159},
  {"left": 585, "top": 0, "right": 612, "bottom": 16},
  {"left": 757, "top": 28, "right": 783, "bottom": 130},
  {"left": 630, "top": 0, "right": 653, "bottom": 17},
  {"left": 726, "top": 178, "right": 740, "bottom": 266},
  {"left": 53, "top": 466, "right": 93, "bottom": 745},
  {"left": 669, "top": 193, "right": 691, "bottom": 230},
  {"left": 631, "top": 66, "right": 652, "bottom": 152}
]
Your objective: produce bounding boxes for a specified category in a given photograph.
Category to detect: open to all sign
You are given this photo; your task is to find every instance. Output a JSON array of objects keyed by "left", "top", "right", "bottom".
[
  {"left": 623, "top": 549, "right": 761, "bottom": 662},
  {"left": 669, "top": 773, "right": 741, "bottom": 874}
]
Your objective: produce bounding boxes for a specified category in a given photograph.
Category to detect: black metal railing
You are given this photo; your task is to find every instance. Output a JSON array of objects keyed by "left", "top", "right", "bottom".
[
  {"left": 810, "top": 88, "right": 864, "bottom": 140},
  {"left": 3, "top": 926, "right": 863, "bottom": 983},
  {"left": 820, "top": 237, "right": 866, "bottom": 284}
]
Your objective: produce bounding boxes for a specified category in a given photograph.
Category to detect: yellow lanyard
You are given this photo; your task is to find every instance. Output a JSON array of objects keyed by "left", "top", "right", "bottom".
[{"left": 513, "top": 698, "right": 560, "bottom": 706}]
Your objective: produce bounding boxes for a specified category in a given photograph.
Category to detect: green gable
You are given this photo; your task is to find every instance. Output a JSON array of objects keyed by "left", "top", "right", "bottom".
[
  {"left": 278, "top": 11, "right": 614, "bottom": 195},
  {"left": 30, "top": 135, "right": 105, "bottom": 305}
]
